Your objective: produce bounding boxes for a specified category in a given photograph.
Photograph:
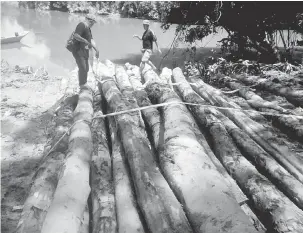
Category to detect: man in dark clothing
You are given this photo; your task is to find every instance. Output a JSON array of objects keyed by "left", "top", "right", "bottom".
[
  {"left": 133, "top": 20, "right": 161, "bottom": 74},
  {"left": 72, "top": 14, "right": 99, "bottom": 86}
]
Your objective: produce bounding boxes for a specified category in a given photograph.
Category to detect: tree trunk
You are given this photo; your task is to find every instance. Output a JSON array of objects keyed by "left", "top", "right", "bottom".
[
  {"left": 172, "top": 68, "right": 303, "bottom": 232},
  {"left": 125, "top": 63, "right": 161, "bottom": 149},
  {"left": 212, "top": 75, "right": 303, "bottom": 143},
  {"left": 41, "top": 85, "right": 94, "bottom": 233},
  {"left": 108, "top": 116, "right": 145, "bottom": 233},
  {"left": 142, "top": 65, "right": 259, "bottom": 233},
  {"left": 189, "top": 76, "right": 303, "bottom": 183},
  {"left": 16, "top": 94, "right": 77, "bottom": 233},
  {"left": 235, "top": 74, "right": 303, "bottom": 108},
  {"left": 97, "top": 63, "right": 193, "bottom": 233},
  {"left": 91, "top": 90, "right": 117, "bottom": 233}
]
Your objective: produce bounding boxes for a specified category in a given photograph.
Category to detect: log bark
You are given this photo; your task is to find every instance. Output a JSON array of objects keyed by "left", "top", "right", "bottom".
[
  {"left": 16, "top": 95, "right": 77, "bottom": 233},
  {"left": 79, "top": 205, "right": 90, "bottom": 233},
  {"left": 91, "top": 90, "right": 117, "bottom": 233},
  {"left": 41, "top": 85, "right": 94, "bottom": 233},
  {"left": 235, "top": 74, "right": 303, "bottom": 107},
  {"left": 213, "top": 75, "right": 303, "bottom": 143},
  {"left": 172, "top": 68, "right": 303, "bottom": 232},
  {"left": 125, "top": 63, "right": 161, "bottom": 149},
  {"left": 189, "top": 76, "right": 303, "bottom": 183},
  {"left": 97, "top": 63, "right": 193, "bottom": 233},
  {"left": 174, "top": 68, "right": 303, "bottom": 210},
  {"left": 142, "top": 65, "right": 259, "bottom": 233},
  {"left": 109, "top": 116, "right": 145, "bottom": 233}
]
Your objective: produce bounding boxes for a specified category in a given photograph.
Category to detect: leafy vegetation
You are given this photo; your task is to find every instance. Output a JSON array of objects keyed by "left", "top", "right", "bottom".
[{"left": 163, "top": 2, "right": 303, "bottom": 63}]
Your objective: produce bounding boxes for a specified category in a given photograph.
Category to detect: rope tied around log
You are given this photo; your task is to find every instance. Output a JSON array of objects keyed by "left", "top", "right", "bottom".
[{"left": 42, "top": 100, "right": 303, "bottom": 166}]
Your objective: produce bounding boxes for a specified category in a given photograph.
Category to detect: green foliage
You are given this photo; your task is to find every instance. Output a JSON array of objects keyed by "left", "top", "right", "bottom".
[
  {"left": 163, "top": 2, "right": 303, "bottom": 63},
  {"left": 18, "top": 1, "right": 175, "bottom": 19}
]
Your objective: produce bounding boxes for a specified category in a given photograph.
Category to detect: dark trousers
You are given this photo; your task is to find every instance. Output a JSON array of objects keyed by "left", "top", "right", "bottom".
[{"left": 72, "top": 49, "right": 89, "bottom": 86}]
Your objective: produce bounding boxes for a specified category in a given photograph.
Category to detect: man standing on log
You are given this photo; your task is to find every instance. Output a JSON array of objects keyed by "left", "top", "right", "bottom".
[
  {"left": 133, "top": 20, "right": 161, "bottom": 74},
  {"left": 72, "top": 14, "right": 99, "bottom": 87}
]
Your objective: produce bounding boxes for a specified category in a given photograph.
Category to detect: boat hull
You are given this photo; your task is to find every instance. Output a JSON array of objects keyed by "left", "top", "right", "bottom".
[{"left": 1, "top": 31, "right": 29, "bottom": 44}]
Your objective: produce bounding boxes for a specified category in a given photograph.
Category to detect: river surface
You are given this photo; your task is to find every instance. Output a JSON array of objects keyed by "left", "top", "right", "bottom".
[{"left": 1, "top": 4, "right": 228, "bottom": 77}]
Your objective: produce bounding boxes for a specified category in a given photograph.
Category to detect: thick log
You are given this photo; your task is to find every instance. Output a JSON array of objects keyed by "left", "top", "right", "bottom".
[
  {"left": 79, "top": 205, "right": 90, "bottom": 233},
  {"left": 213, "top": 75, "right": 303, "bottom": 143},
  {"left": 108, "top": 116, "right": 145, "bottom": 233},
  {"left": 91, "top": 90, "right": 117, "bottom": 233},
  {"left": 15, "top": 95, "right": 77, "bottom": 233},
  {"left": 125, "top": 63, "right": 161, "bottom": 149},
  {"left": 235, "top": 74, "right": 303, "bottom": 107},
  {"left": 189, "top": 76, "right": 303, "bottom": 183},
  {"left": 97, "top": 63, "right": 193, "bottom": 233},
  {"left": 172, "top": 68, "right": 303, "bottom": 232},
  {"left": 142, "top": 65, "right": 259, "bottom": 233},
  {"left": 174, "top": 68, "right": 303, "bottom": 210},
  {"left": 41, "top": 85, "right": 94, "bottom": 233},
  {"left": 114, "top": 65, "right": 145, "bottom": 130}
]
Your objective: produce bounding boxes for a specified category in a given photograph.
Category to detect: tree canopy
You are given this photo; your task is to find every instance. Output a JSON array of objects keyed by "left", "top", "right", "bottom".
[{"left": 163, "top": 1, "right": 303, "bottom": 63}]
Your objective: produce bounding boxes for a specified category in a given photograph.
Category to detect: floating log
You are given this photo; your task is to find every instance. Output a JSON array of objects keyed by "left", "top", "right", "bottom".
[
  {"left": 212, "top": 75, "right": 303, "bottom": 143},
  {"left": 98, "top": 63, "right": 193, "bottom": 233},
  {"left": 172, "top": 68, "right": 303, "bottom": 232},
  {"left": 142, "top": 65, "right": 259, "bottom": 233},
  {"left": 41, "top": 85, "right": 94, "bottom": 233},
  {"left": 91, "top": 90, "right": 117, "bottom": 233},
  {"left": 15, "top": 94, "right": 77, "bottom": 233},
  {"left": 235, "top": 74, "right": 303, "bottom": 107},
  {"left": 109, "top": 116, "right": 145, "bottom": 233},
  {"left": 174, "top": 68, "right": 303, "bottom": 210},
  {"left": 189, "top": 76, "right": 303, "bottom": 183}
]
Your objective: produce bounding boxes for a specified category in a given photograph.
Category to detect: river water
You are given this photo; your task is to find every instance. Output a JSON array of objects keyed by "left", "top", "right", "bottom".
[{"left": 1, "top": 4, "right": 227, "bottom": 77}]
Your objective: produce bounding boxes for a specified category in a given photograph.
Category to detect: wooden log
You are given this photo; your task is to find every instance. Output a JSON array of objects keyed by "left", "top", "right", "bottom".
[
  {"left": 172, "top": 68, "right": 303, "bottom": 232},
  {"left": 114, "top": 65, "right": 145, "bottom": 130},
  {"left": 142, "top": 65, "right": 259, "bottom": 233},
  {"left": 91, "top": 90, "right": 117, "bottom": 233},
  {"left": 212, "top": 75, "right": 303, "bottom": 143},
  {"left": 109, "top": 116, "right": 145, "bottom": 233},
  {"left": 79, "top": 205, "right": 90, "bottom": 233},
  {"left": 234, "top": 74, "right": 303, "bottom": 107},
  {"left": 174, "top": 68, "right": 303, "bottom": 210},
  {"left": 97, "top": 63, "right": 193, "bottom": 233},
  {"left": 189, "top": 76, "right": 303, "bottom": 183},
  {"left": 125, "top": 63, "right": 161, "bottom": 149},
  {"left": 16, "top": 95, "right": 77, "bottom": 233},
  {"left": 41, "top": 85, "right": 94, "bottom": 233}
]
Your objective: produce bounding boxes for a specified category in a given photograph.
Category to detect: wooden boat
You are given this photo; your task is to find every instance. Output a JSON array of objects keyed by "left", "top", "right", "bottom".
[{"left": 1, "top": 31, "right": 29, "bottom": 44}]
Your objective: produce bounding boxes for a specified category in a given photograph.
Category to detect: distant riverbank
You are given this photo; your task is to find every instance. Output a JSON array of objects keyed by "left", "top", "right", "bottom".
[{"left": 9, "top": 1, "right": 170, "bottom": 21}]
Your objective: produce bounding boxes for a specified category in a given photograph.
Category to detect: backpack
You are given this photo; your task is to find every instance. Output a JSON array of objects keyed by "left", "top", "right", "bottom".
[{"left": 66, "top": 31, "right": 76, "bottom": 52}]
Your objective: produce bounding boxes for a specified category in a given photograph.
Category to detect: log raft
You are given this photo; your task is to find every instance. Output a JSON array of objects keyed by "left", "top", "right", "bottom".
[
  {"left": 189, "top": 76, "right": 303, "bottom": 183},
  {"left": 211, "top": 75, "right": 303, "bottom": 143},
  {"left": 96, "top": 62, "right": 193, "bottom": 233},
  {"left": 174, "top": 68, "right": 303, "bottom": 210},
  {"left": 234, "top": 74, "right": 303, "bottom": 108},
  {"left": 172, "top": 68, "right": 303, "bottom": 232},
  {"left": 142, "top": 65, "right": 259, "bottom": 233}
]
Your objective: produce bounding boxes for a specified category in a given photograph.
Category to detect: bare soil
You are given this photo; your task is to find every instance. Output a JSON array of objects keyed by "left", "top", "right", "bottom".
[{"left": 1, "top": 61, "right": 76, "bottom": 233}]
